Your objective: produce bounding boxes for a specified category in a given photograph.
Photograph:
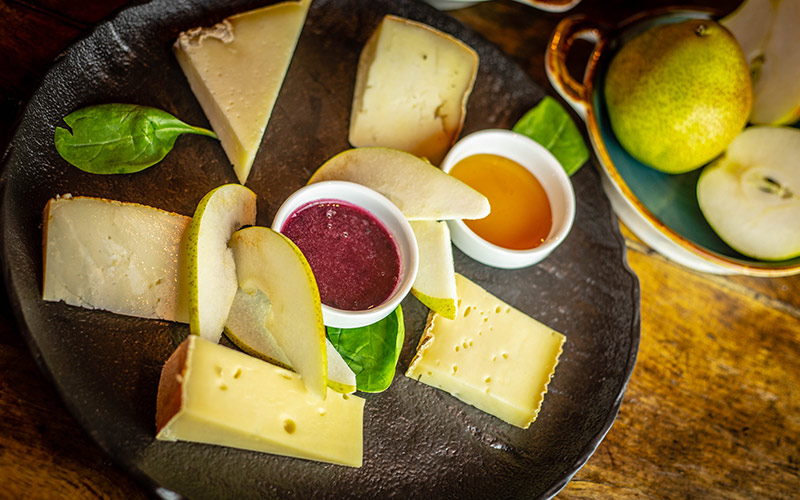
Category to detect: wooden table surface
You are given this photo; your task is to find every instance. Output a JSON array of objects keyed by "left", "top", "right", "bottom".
[{"left": 1, "top": 0, "right": 798, "bottom": 498}]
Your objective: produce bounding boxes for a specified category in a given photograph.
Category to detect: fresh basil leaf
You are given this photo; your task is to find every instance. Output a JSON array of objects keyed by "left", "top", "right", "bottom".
[
  {"left": 327, "top": 306, "right": 404, "bottom": 393},
  {"left": 54, "top": 103, "right": 217, "bottom": 174},
  {"left": 512, "top": 96, "right": 589, "bottom": 176}
]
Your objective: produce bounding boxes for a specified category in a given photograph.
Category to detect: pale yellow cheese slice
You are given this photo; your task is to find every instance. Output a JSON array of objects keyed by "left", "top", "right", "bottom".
[
  {"left": 174, "top": 0, "right": 311, "bottom": 184},
  {"left": 42, "top": 195, "right": 191, "bottom": 323},
  {"left": 406, "top": 273, "right": 565, "bottom": 428},
  {"left": 349, "top": 15, "right": 479, "bottom": 165},
  {"left": 156, "top": 336, "right": 364, "bottom": 467}
]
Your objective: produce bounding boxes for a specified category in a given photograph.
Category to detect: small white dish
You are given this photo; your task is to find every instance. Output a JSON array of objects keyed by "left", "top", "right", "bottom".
[
  {"left": 272, "top": 180, "right": 418, "bottom": 328},
  {"left": 440, "top": 129, "right": 576, "bottom": 269}
]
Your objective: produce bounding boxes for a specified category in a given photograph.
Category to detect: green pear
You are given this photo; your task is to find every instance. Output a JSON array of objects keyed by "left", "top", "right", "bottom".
[
  {"left": 186, "top": 184, "right": 256, "bottom": 342},
  {"left": 229, "top": 226, "right": 328, "bottom": 400},
  {"left": 224, "top": 287, "right": 356, "bottom": 394},
  {"left": 307, "top": 147, "right": 489, "bottom": 220},
  {"left": 409, "top": 220, "right": 457, "bottom": 320},
  {"left": 604, "top": 19, "right": 752, "bottom": 174},
  {"left": 697, "top": 126, "right": 800, "bottom": 260},
  {"left": 722, "top": 0, "right": 800, "bottom": 125}
]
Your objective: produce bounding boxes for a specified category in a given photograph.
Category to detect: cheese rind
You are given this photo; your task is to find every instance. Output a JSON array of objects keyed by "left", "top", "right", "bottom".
[
  {"left": 349, "top": 15, "right": 479, "bottom": 165},
  {"left": 42, "top": 195, "right": 191, "bottom": 322},
  {"left": 156, "top": 336, "right": 364, "bottom": 467},
  {"left": 174, "top": 0, "right": 311, "bottom": 184},
  {"left": 406, "top": 274, "right": 565, "bottom": 428}
]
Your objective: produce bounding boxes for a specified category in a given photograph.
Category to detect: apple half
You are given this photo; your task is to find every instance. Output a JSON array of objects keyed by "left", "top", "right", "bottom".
[
  {"left": 697, "top": 126, "right": 800, "bottom": 261},
  {"left": 409, "top": 220, "right": 458, "bottom": 320},
  {"left": 229, "top": 226, "right": 328, "bottom": 400},
  {"left": 186, "top": 184, "right": 257, "bottom": 342}
]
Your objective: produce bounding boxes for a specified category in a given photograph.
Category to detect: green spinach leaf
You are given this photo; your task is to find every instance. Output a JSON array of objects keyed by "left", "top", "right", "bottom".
[
  {"left": 54, "top": 104, "right": 217, "bottom": 174},
  {"left": 512, "top": 96, "right": 589, "bottom": 176},
  {"left": 327, "top": 306, "right": 404, "bottom": 393}
]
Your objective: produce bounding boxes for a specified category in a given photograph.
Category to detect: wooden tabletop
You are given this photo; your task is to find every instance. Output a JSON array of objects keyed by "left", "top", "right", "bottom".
[{"left": 1, "top": 0, "right": 798, "bottom": 498}]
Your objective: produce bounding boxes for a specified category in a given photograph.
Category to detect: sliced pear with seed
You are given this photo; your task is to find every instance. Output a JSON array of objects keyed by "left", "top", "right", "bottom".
[
  {"left": 229, "top": 226, "right": 328, "bottom": 399},
  {"left": 307, "top": 147, "right": 489, "bottom": 220},
  {"left": 186, "top": 184, "right": 256, "bottom": 342},
  {"left": 409, "top": 220, "right": 457, "bottom": 320}
]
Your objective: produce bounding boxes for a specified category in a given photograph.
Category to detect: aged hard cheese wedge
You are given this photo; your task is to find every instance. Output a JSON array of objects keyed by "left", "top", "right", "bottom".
[
  {"left": 406, "top": 274, "right": 565, "bottom": 429},
  {"left": 42, "top": 195, "right": 190, "bottom": 322},
  {"left": 174, "top": 0, "right": 311, "bottom": 184},
  {"left": 156, "top": 336, "right": 364, "bottom": 467},
  {"left": 349, "top": 15, "right": 478, "bottom": 165}
]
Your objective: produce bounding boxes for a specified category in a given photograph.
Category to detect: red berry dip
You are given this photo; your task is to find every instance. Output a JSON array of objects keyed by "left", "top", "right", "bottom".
[{"left": 280, "top": 199, "right": 401, "bottom": 311}]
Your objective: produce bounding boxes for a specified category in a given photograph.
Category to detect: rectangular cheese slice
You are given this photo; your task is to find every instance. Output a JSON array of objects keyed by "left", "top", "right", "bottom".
[
  {"left": 42, "top": 195, "right": 191, "bottom": 323},
  {"left": 174, "top": 0, "right": 311, "bottom": 184},
  {"left": 406, "top": 273, "right": 565, "bottom": 428},
  {"left": 349, "top": 15, "right": 479, "bottom": 165},
  {"left": 156, "top": 336, "right": 364, "bottom": 467}
]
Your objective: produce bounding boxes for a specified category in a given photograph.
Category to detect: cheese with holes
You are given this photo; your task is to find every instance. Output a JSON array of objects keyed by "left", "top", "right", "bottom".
[
  {"left": 349, "top": 15, "right": 478, "bottom": 165},
  {"left": 156, "top": 336, "right": 364, "bottom": 467},
  {"left": 406, "top": 273, "right": 565, "bottom": 428},
  {"left": 174, "top": 0, "right": 311, "bottom": 184},
  {"left": 42, "top": 195, "right": 191, "bottom": 322}
]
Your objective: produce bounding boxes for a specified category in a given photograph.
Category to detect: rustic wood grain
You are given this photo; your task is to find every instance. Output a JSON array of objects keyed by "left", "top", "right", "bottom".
[{"left": 1, "top": 0, "right": 799, "bottom": 498}]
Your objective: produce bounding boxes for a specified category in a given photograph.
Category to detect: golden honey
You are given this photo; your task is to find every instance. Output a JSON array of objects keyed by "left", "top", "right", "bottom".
[{"left": 449, "top": 153, "right": 552, "bottom": 250}]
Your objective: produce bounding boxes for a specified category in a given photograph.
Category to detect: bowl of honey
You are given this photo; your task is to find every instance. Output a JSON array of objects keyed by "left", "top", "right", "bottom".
[{"left": 441, "top": 129, "right": 575, "bottom": 269}]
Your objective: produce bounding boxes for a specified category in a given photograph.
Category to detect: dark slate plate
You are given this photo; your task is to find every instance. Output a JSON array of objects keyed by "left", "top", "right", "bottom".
[{"left": 0, "top": 0, "right": 640, "bottom": 498}]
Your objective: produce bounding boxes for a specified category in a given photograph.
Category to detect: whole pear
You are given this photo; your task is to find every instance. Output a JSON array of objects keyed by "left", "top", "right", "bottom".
[{"left": 604, "top": 19, "right": 752, "bottom": 174}]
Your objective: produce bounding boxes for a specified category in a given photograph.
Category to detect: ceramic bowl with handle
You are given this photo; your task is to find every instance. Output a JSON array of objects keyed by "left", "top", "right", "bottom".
[{"left": 545, "top": 8, "right": 800, "bottom": 276}]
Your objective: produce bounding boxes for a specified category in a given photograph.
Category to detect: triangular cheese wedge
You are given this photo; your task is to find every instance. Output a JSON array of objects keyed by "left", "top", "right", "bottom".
[{"left": 174, "top": 0, "right": 311, "bottom": 184}]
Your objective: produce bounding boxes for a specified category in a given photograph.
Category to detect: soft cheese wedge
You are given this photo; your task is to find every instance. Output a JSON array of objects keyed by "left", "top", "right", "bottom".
[
  {"left": 349, "top": 15, "right": 478, "bottom": 165},
  {"left": 229, "top": 226, "right": 327, "bottom": 400},
  {"left": 42, "top": 195, "right": 191, "bottom": 322},
  {"left": 409, "top": 220, "right": 458, "bottom": 320},
  {"left": 406, "top": 274, "right": 565, "bottom": 429},
  {"left": 174, "top": 0, "right": 311, "bottom": 183},
  {"left": 308, "top": 147, "right": 489, "bottom": 220},
  {"left": 156, "top": 336, "right": 364, "bottom": 467},
  {"left": 225, "top": 287, "right": 357, "bottom": 394},
  {"left": 186, "top": 184, "right": 256, "bottom": 343}
]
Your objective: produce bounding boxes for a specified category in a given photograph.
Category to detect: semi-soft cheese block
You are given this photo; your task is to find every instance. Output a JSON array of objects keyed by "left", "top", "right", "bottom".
[
  {"left": 156, "top": 336, "right": 364, "bottom": 467},
  {"left": 42, "top": 195, "right": 191, "bottom": 322},
  {"left": 174, "top": 0, "right": 311, "bottom": 184},
  {"left": 406, "top": 273, "right": 565, "bottom": 428},
  {"left": 349, "top": 15, "right": 479, "bottom": 165}
]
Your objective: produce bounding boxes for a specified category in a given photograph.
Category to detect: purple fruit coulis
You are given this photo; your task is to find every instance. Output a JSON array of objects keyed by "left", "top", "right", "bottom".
[{"left": 280, "top": 199, "right": 401, "bottom": 311}]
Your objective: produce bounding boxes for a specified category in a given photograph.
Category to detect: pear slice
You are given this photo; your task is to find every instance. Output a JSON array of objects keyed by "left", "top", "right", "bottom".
[
  {"left": 409, "top": 220, "right": 457, "bottom": 320},
  {"left": 722, "top": 0, "right": 800, "bottom": 124},
  {"left": 224, "top": 287, "right": 356, "bottom": 394},
  {"left": 186, "top": 184, "right": 256, "bottom": 342},
  {"left": 697, "top": 126, "right": 800, "bottom": 261},
  {"left": 307, "top": 147, "right": 489, "bottom": 220},
  {"left": 229, "top": 226, "right": 327, "bottom": 399}
]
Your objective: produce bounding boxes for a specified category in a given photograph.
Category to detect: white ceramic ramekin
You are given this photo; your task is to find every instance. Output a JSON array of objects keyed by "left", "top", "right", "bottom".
[
  {"left": 272, "top": 180, "right": 418, "bottom": 328},
  {"left": 440, "top": 129, "right": 576, "bottom": 269}
]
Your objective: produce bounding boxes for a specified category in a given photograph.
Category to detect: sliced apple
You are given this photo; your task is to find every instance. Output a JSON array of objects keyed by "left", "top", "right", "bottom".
[
  {"left": 409, "top": 220, "right": 457, "bottom": 320},
  {"left": 224, "top": 287, "right": 356, "bottom": 394},
  {"left": 722, "top": 0, "right": 800, "bottom": 124},
  {"left": 307, "top": 147, "right": 490, "bottom": 220},
  {"left": 697, "top": 126, "right": 800, "bottom": 261},
  {"left": 229, "top": 226, "right": 327, "bottom": 399},
  {"left": 186, "top": 184, "right": 256, "bottom": 342}
]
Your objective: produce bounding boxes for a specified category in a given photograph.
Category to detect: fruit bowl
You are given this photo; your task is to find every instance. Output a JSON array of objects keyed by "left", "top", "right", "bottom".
[{"left": 546, "top": 7, "right": 800, "bottom": 276}]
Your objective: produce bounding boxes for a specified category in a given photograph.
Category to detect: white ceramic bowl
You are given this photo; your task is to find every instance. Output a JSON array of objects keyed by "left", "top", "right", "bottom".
[
  {"left": 271, "top": 181, "right": 418, "bottom": 328},
  {"left": 440, "top": 129, "right": 576, "bottom": 269}
]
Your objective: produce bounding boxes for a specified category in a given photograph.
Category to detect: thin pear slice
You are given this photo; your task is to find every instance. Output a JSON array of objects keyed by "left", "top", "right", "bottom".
[
  {"left": 187, "top": 184, "right": 256, "bottom": 342},
  {"left": 224, "top": 287, "right": 356, "bottom": 394},
  {"left": 307, "top": 147, "right": 490, "bottom": 220},
  {"left": 229, "top": 226, "right": 327, "bottom": 400},
  {"left": 697, "top": 126, "right": 800, "bottom": 260},
  {"left": 722, "top": 0, "right": 800, "bottom": 124},
  {"left": 409, "top": 220, "right": 457, "bottom": 320}
]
